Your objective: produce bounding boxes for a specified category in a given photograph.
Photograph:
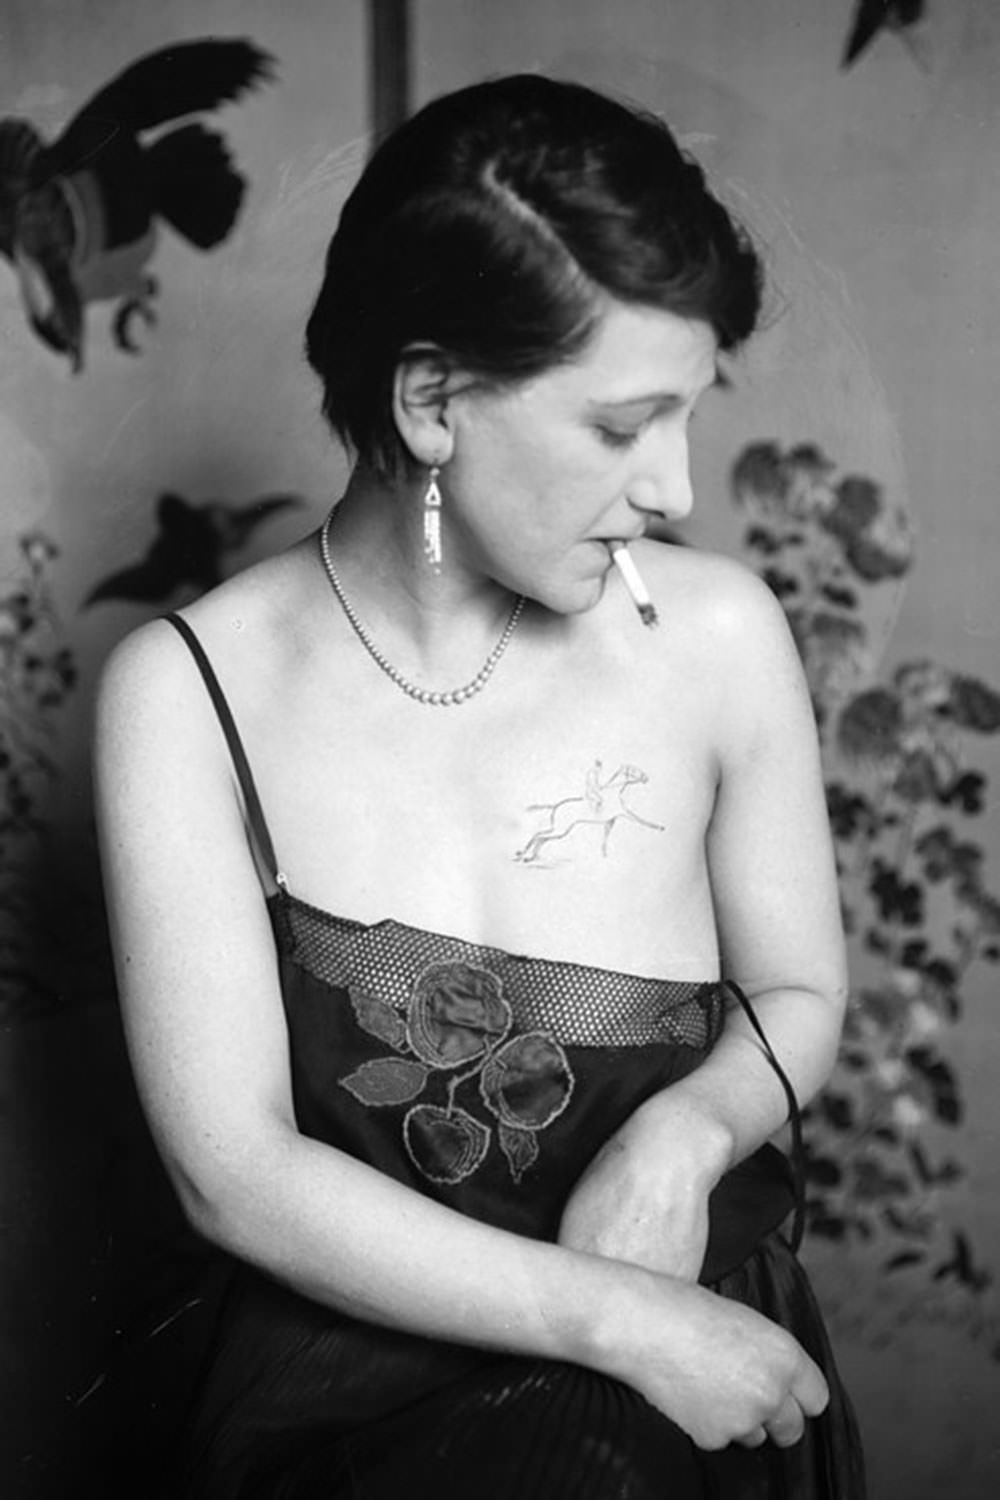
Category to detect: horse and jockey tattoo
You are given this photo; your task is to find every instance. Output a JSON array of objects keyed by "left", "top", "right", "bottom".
[{"left": 514, "top": 759, "right": 664, "bottom": 866}]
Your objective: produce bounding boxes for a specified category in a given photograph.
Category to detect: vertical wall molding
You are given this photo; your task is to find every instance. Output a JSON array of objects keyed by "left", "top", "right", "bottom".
[{"left": 369, "top": 0, "right": 410, "bottom": 145}]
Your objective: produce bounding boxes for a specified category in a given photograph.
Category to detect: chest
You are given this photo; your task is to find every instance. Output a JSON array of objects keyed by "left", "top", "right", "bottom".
[{"left": 249, "top": 654, "right": 719, "bottom": 976}]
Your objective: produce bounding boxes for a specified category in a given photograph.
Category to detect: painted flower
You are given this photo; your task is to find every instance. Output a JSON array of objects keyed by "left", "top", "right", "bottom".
[
  {"left": 875, "top": 1056, "right": 907, "bottom": 1090},
  {"left": 821, "top": 475, "right": 881, "bottom": 540},
  {"left": 796, "top": 610, "right": 871, "bottom": 705},
  {"left": 845, "top": 502, "right": 912, "bottom": 582},
  {"left": 893, "top": 661, "right": 953, "bottom": 720},
  {"left": 731, "top": 442, "right": 788, "bottom": 516},
  {"left": 948, "top": 675, "right": 1000, "bottom": 734},
  {"left": 0, "top": 603, "right": 20, "bottom": 642},
  {"left": 19, "top": 531, "right": 58, "bottom": 571},
  {"left": 836, "top": 687, "right": 903, "bottom": 767},
  {"left": 888, "top": 967, "right": 923, "bottom": 1002},
  {"left": 731, "top": 441, "right": 835, "bottom": 523},
  {"left": 818, "top": 476, "right": 912, "bottom": 583},
  {"left": 890, "top": 1094, "right": 927, "bottom": 1135},
  {"left": 905, "top": 1001, "right": 942, "bottom": 1046}
]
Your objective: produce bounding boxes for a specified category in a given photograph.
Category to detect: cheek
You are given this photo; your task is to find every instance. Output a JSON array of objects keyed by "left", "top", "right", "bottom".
[{"left": 456, "top": 403, "right": 614, "bottom": 540}]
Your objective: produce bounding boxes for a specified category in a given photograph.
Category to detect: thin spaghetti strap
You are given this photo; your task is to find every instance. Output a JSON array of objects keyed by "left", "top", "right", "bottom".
[
  {"left": 163, "top": 612, "right": 286, "bottom": 890},
  {"left": 723, "top": 979, "right": 806, "bottom": 1254}
]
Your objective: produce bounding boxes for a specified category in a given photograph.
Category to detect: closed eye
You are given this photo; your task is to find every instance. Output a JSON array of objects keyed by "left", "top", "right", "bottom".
[
  {"left": 595, "top": 425, "right": 643, "bottom": 450},
  {"left": 595, "top": 402, "right": 700, "bottom": 451}
]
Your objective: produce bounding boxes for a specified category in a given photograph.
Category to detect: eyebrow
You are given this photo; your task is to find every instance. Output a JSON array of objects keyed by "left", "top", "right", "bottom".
[
  {"left": 587, "top": 372, "right": 728, "bottom": 420},
  {"left": 589, "top": 365, "right": 730, "bottom": 414}
]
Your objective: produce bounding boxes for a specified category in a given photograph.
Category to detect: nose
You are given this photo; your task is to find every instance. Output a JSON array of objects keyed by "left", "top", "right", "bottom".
[{"left": 626, "top": 429, "right": 694, "bottom": 523}]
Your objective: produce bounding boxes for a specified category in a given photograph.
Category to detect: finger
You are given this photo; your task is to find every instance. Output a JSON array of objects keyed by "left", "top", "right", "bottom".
[
  {"left": 793, "top": 1359, "right": 830, "bottom": 1418},
  {"left": 735, "top": 1426, "right": 768, "bottom": 1449},
  {"left": 764, "top": 1398, "right": 806, "bottom": 1449}
]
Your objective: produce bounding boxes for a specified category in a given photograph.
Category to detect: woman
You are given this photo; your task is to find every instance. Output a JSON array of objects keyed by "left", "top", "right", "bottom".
[{"left": 95, "top": 75, "right": 865, "bottom": 1498}]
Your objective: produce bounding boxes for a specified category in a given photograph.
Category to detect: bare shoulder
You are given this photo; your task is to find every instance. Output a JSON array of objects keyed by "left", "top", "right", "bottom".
[
  {"left": 640, "top": 542, "right": 795, "bottom": 665},
  {"left": 91, "top": 547, "right": 324, "bottom": 906},
  {"left": 96, "top": 538, "right": 316, "bottom": 734},
  {"left": 96, "top": 613, "right": 201, "bottom": 741}
]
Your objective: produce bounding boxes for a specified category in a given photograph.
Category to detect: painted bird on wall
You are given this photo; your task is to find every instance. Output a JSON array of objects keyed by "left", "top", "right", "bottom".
[
  {"left": 83, "top": 492, "right": 304, "bottom": 606},
  {"left": 0, "top": 37, "right": 274, "bottom": 371}
]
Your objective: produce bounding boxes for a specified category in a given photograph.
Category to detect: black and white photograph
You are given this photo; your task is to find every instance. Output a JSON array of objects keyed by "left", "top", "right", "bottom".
[{"left": 1, "top": 4, "right": 998, "bottom": 1497}]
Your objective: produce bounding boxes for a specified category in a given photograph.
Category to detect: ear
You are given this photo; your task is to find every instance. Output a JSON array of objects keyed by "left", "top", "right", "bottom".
[{"left": 392, "top": 345, "right": 462, "bottom": 468}]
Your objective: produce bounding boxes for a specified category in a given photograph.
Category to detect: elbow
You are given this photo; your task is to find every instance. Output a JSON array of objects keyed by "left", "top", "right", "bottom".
[
  {"left": 813, "top": 971, "right": 851, "bottom": 1092},
  {"left": 829, "top": 959, "right": 851, "bottom": 1032},
  {"left": 825, "top": 969, "right": 850, "bottom": 1029},
  {"left": 167, "top": 1157, "right": 239, "bottom": 1250},
  {"left": 808, "top": 965, "right": 850, "bottom": 1055},
  {"left": 162, "top": 1128, "right": 295, "bottom": 1259},
  {"left": 802, "top": 945, "right": 850, "bottom": 1032}
]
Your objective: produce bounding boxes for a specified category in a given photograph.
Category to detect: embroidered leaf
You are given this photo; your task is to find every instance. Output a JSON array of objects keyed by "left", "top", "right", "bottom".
[
  {"left": 480, "top": 1032, "right": 574, "bottom": 1131},
  {"left": 340, "top": 1058, "right": 428, "bottom": 1107},
  {"left": 349, "top": 987, "right": 407, "bottom": 1050},
  {"left": 407, "top": 961, "right": 511, "bottom": 1068},
  {"left": 498, "top": 1123, "right": 539, "bottom": 1184},
  {"left": 403, "top": 1104, "right": 490, "bottom": 1185}
]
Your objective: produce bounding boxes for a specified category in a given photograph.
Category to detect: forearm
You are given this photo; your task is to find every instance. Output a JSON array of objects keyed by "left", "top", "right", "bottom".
[
  {"left": 644, "top": 982, "right": 846, "bottom": 1172},
  {"left": 190, "top": 1119, "right": 640, "bottom": 1366},
  {"left": 175, "top": 1115, "right": 834, "bottom": 1452}
]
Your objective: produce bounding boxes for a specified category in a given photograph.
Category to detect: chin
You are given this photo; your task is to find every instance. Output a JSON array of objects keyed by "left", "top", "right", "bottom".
[{"left": 544, "top": 573, "right": 607, "bottom": 618}]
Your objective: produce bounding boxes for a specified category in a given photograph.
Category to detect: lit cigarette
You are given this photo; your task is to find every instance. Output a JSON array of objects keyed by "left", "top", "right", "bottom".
[{"left": 609, "top": 542, "right": 658, "bottom": 627}]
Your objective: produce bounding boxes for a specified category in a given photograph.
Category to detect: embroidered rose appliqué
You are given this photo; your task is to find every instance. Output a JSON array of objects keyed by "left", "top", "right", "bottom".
[{"left": 339, "top": 960, "right": 574, "bottom": 1186}]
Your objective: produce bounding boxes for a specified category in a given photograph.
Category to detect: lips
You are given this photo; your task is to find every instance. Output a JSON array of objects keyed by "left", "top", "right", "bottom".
[{"left": 597, "top": 536, "right": 645, "bottom": 554}]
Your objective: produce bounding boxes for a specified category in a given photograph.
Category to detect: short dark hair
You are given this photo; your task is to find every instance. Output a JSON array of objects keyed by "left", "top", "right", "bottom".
[{"left": 305, "top": 74, "right": 763, "bottom": 473}]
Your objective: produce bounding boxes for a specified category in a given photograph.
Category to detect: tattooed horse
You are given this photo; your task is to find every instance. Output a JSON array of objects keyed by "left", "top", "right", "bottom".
[{"left": 515, "top": 761, "right": 664, "bottom": 865}]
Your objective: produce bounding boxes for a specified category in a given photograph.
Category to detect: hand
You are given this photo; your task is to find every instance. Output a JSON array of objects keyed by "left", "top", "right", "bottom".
[
  {"left": 598, "top": 1272, "right": 830, "bottom": 1451},
  {"left": 557, "top": 1092, "right": 732, "bottom": 1280}
]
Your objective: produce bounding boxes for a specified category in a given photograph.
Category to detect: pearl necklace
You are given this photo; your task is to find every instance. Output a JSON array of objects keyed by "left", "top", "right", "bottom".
[{"left": 318, "top": 511, "right": 526, "bottom": 707}]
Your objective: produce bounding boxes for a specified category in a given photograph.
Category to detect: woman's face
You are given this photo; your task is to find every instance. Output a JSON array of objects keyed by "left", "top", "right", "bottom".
[{"left": 445, "top": 298, "right": 720, "bottom": 613}]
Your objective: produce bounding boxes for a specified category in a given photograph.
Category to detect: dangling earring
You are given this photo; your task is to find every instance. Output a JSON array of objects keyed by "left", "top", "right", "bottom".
[{"left": 422, "top": 464, "right": 443, "bottom": 572}]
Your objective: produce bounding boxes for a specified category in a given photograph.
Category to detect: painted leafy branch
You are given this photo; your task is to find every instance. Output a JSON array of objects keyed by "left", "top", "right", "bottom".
[
  {"left": 0, "top": 533, "right": 79, "bottom": 1017},
  {"left": 732, "top": 440, "right": 1000, "bottom": 1358}
]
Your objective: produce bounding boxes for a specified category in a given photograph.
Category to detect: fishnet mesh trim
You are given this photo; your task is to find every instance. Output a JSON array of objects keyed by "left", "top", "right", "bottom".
[{"left": 271, "top": 893, "right": 725, "bottom": 1050}]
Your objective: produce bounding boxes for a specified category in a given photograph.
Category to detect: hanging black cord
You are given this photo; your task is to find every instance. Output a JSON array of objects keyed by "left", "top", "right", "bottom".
[{"left": 723, "top": 979, "right": 807, "bottom": 1254}]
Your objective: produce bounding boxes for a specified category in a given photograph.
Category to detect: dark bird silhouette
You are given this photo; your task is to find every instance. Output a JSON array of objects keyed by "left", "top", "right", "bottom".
[
  {"left": 842, "top": 0, "right": 926, "bottom": 69},
  {"left": 84, "top": 492, "right": 303, "bottom": 606},
  {"left": 932, "top": 1231, "right": 991, "bottom": 1294},
  {"left": 0, "top": 38, "right": 274, "bottom": 370}
]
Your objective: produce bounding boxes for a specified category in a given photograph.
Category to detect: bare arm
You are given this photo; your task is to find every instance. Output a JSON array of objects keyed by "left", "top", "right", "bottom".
[
  {"left": 94, "top": 616, "right": 828, "bottom": 1450},
  {"left": 656, "top": 563, "right": 846, "bottom": 1150},
  {"left": 559, "top": 562, "right": 846, "bottom": 1282},
  {"left": 670, "top": 566, "right": 846, "bottom": 1142}
]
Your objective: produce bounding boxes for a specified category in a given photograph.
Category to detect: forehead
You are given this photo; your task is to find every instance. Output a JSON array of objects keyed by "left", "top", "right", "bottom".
[{"left": 564, "top": 299, "right": 719, "bottom": 400}]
